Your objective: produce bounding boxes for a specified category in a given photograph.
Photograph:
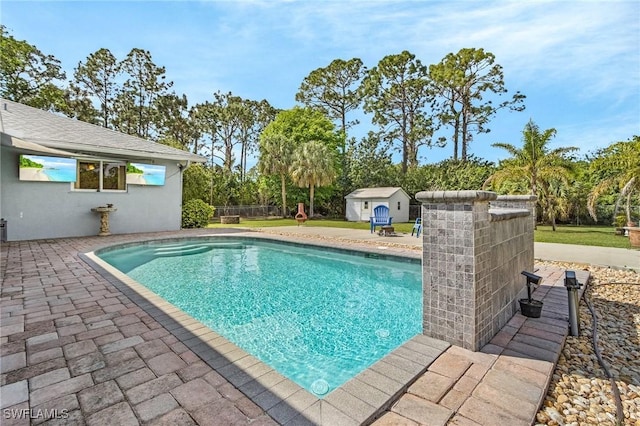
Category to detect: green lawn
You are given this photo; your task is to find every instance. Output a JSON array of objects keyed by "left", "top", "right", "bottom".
[
  {"left": 534, "top": 225, "right": 633, "bottom": 249},
  {"left": 208, "top": 218, "right": 417, "bottom": 233},
  {"left": 209, "top": 219, "right": 634, "bottom": 249}
]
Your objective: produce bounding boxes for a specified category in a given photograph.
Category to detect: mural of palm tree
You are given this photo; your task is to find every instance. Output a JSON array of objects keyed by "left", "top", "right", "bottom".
[
  {"left": 290, "top": 140, "right": 336, "bottom": 218},
  {"left": 588, "top": 136, "right": 640, "bottom": 224},
  {"left": 484, "top": 119, "right": 577, "bottom": 230},
  {"left": 258, "top": 133, "right": 295, "bottom": 218}
]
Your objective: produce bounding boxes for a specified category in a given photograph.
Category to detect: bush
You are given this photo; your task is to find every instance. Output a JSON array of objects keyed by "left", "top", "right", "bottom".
[{"left": 182, "top": 199, "right": 214, "bottom": 228}]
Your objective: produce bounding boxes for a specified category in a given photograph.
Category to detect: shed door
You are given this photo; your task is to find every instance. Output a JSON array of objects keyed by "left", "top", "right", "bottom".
[{"left": 360, "top": 200, "right": 370, "bottom": 221}]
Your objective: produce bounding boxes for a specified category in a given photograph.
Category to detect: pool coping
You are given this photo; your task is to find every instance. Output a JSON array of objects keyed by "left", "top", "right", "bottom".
[{"left": 81, "top": 232, "right": 450, "bottom": 425}]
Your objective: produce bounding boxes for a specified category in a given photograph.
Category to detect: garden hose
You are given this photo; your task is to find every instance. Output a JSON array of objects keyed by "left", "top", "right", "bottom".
[{"left": 582, "top": 281, "right": 632, "bottom": 425}]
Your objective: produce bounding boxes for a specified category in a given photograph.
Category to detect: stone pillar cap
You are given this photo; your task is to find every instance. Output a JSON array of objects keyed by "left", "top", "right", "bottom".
[
  {"left": 495, "top": 194, "right": 537, "bottom": 201},
  {"left": 415, "top": 190, "right": 497, "bottom": 203}
]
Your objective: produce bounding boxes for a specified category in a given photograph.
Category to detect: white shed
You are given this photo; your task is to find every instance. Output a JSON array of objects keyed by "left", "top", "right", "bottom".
[{"left": 345, "top": 187, "right": 411, "bottom": 222}]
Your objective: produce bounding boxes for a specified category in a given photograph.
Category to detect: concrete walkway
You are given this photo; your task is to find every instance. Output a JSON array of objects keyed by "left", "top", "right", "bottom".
[
  {"left": 0, "top": 227, "right": 616, "bottom": 425},
  {"left": 534, "top": 242, "right": 639, "bottom": 271},
  {"left": 260, "top": 226, "right": 639, "bottom": 271}
]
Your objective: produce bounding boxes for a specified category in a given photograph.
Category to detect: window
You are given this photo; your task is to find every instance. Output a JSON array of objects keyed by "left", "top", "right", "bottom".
[
  {"left": 103, "top": 162, "right": 126, "bottom": 190},
  {"left": 75, "top": 161, "right": 126, "bottom": 191},
  {"left": 364, "top": 201, "right": 369, "bottom": 209},
  {"left": 75, "top": 162, "right": 100, "bottom": 190},
  {"left": 398, "top": 201, "right": 401, "bottom": 210}
]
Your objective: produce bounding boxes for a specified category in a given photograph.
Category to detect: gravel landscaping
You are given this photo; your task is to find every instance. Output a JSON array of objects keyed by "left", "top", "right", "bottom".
[{"left": 535, "top": 262, "right": 640, "bottom": 426}]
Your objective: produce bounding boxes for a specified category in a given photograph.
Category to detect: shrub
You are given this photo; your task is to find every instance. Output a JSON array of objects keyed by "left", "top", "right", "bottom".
[{"left": 182, "top": 199, "right": 214, "bottom": 228}]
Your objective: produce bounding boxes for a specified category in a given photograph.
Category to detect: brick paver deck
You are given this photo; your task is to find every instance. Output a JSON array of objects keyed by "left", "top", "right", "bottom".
[
  {"left": 1, "top": 229, "right": 588, "bottom": 425},
  {"left": 373, "top": 265, "right": 589, "bottom": 426}
]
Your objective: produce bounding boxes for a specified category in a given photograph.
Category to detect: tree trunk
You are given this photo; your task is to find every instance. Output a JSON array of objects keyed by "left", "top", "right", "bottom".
[
  {"left": 451, "top": 101, "right": 459, "bottom": 161},
  {"left": 309, "top": 184, "right": 315, "bottom": 218},
  {"left": 280, "top": 174, "right": 287, "bottom": 218},
  {"left": 453, "top": 123, "right": 459, "bottom": 161},
  {"left": 401, "top": 111, "right": 408, "bottom": 173},
  {"left": 461, "top": 103, "right": 469, "bottom": 161},
  {"left": 531, "top": 182, "right": 537, "bottom": 230}
]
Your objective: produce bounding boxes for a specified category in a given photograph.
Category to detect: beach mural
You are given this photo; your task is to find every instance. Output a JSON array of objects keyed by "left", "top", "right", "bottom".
[
  {"left": 126, "top": 162, "right": 166, "bottom": 186},
  {"left": 19, "top": 155, "right": 77, "bottom": 182}
]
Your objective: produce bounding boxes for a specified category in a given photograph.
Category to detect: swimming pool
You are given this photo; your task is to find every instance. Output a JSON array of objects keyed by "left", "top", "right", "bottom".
[{"left": 98, "top": 238, "right": 422, "bottom": 397}]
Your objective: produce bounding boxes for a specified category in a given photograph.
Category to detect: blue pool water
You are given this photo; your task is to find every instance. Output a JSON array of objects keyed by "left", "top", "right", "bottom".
[{"left": 99, "top": 238, "right": 422, "bottom": 396}]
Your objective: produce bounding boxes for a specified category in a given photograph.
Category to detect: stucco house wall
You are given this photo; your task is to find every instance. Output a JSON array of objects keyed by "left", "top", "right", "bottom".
[
  {"left": 0, "top": 99, "right": 206, "bottom": 241},
  {"left": 0, "top": 149, "right": 184, "bottom": 241}
]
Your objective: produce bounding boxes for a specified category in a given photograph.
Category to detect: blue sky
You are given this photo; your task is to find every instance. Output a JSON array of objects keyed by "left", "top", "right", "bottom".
[{"left": 2, "top": 0, "right": 639, "bottom": 166}]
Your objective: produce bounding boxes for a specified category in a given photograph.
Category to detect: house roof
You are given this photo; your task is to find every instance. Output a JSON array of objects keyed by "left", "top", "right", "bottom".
[
  {"left": 0, "top": 98, "right": 206, "bottom": 163},
  {"left": 345, "top": 187, "right": 410, "bottom": 199}
]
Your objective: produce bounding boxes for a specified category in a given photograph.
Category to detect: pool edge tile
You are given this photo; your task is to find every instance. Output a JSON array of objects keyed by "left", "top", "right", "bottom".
[{"left": 83, "top": 237, "right": 451, "bottom": 426}]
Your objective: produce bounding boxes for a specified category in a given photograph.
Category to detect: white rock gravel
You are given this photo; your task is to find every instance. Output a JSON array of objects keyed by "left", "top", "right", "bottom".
[{"left": 535, "top": 261, "right": 640, "bottom": 426}]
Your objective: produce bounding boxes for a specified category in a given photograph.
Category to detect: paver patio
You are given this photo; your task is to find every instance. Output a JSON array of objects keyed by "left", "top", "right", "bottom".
[{"left": 1, "top": 228, "right": 588, "bottom": 425}]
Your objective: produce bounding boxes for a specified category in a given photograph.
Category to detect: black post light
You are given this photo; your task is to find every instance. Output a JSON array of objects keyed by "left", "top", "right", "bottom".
[
  {"left": 565, "top": 270, "right": 582, "bottom": 336},
  {"left": 519, "top": 271, "right": 543, "bottom": 318}
]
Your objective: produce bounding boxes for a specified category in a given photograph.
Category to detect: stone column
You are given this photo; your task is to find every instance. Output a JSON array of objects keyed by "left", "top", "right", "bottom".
[
  {"left": 493, "top": 195, "right": 537, "bottom": 232},
  {"left": 415, "top": 190, "right": 496, "bottom": 351}
]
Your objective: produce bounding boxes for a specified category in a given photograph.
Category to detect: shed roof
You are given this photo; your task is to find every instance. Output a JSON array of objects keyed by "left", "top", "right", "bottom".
[
  {"left": 345, "top": 187, "right": 409, "bottom": 199},
  {"left": 0, "top": 99, "right": 206, "bottom": 163}
]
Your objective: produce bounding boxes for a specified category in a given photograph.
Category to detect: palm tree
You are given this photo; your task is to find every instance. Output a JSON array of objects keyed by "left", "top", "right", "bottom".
[
  {"left": 587, "top": 136, "right": 640, "bottom": 224},
  {"left": 289, "top": 141, "right": 337, "bottom": 217},
  {"left": 484, "top": 119, "right": 577, "bottom": 230},
  {"left": 258, "top": 133, "right": 294, "bottom": 218},
  {"left": 539, "top": 178, "right": 571, "bottom": 231}
]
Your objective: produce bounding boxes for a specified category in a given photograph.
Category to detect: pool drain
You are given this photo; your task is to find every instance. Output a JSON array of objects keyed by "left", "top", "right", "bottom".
[
  {"left": 311, "top": 379, "right": 329, "bottom": 395},
  {"left": 376, "top": 329, "right": 390, "bottom": 339}
]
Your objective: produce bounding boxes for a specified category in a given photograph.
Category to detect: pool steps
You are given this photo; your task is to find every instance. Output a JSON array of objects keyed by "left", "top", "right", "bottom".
[{"left": 151, "top": 241, "right": 246, "bottom": 257}]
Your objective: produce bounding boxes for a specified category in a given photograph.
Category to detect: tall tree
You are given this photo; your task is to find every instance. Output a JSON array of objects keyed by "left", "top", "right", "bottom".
[
  {"left": 194, "top": 94, "right": 276, "bottom": 177},
  {"left": 152, "top": 92, "right": 201, "bottom": 151},
  {"left": 429, "top": 48, "right": 526, "bottom": 161},
  {"left": 236, "top": 99, "right": 277, "bottom": 181},
  {"left": 485, "top": 120, "right": 577, "bottom": 229},
  {"left": 202, "top": 91, "right": 244, "bottom": 173},
  {"left": 290, "top": 141, "right": 337, "bottom": 217},
  {"left": 182, "top": 163, "right": 212, "bottom": 204},
  {"left": 0, "top": 26, "right": 67, "bottom": 110},
  {"left": 263, "top": 106, "right": 339, "bottom": 148},
  {"left": 259, "top": 107, "right": 339, "bottom": 217},
  {"left": 72, "top": 48, "right": 120, "bottom": 128},
  {"left": 587, "top": 136, "right": 640, "bottom": 224},
  {"left": 345, "top": 132, "right": 395, "bottom": 192},
  {"left": 258, "top": 133, "right": 295, "bottom": 217},
  {"left": 538, "top": 177, "right": 571, "bottom": 231},
  {"left": 362, "top": 50, "right": 434, "bottom": 173},
  {"left": 295, "top": 58, "right": 366, "bottom": 151},
  {"left": 113, "top": 48, "right": 172, "bottom": 139},
  {"left": 61, "top": 86, "right": 100, "bottom": 124}
]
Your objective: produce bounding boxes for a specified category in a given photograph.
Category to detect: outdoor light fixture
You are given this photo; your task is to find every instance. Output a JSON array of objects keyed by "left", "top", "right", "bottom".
[
  {"left": 521, "top": 270, "right": 542, "bottom": 285},
  {"left": 565, "top": 270, "right": 582, "bottom": 336},
  {"left": 519, "top": 270, "right": 543, "bottom": 318}
]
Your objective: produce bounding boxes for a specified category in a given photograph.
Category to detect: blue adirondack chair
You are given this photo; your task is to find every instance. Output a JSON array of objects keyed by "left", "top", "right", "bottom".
[
  {"left": 411, "top": 217, "right": 422, "bottom": 238},
  {"left": 370, "top": 205, "right": 393, "bottom": 233}
]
